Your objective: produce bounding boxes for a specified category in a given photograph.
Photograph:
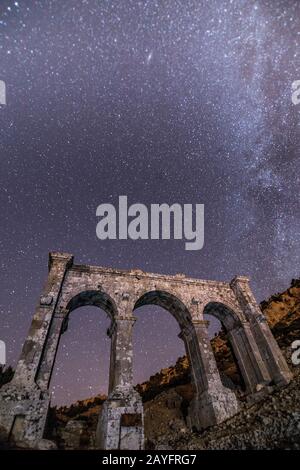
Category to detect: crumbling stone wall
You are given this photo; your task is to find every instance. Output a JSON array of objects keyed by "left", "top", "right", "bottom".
[{"left": 0, "top": 252, "right": 292, "bottom": 449}]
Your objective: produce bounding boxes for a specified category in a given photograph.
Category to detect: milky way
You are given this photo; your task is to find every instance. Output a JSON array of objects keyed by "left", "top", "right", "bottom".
[{"left": 0, "top": 0, "right": 299, "bottom": 404}]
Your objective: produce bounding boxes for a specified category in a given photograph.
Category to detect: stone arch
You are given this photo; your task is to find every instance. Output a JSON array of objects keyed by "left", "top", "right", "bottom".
[
  {"left": 36, "top": 289, "right": 118, "bottom": 392},
  {"left": 64, "top": 289, "right": 117, "bottom": 329},
  {"left": 132, "top": 290, "right": 190, "bottom": 402},
  {"left": 133, "top": 290, "right": 239, "bottom": 430},
  {"left": 133, "top": 289, "right": 192, "bottom": 329},
  {"left": 133, "top": 290, "right": 197, "bottom": 389},
  {"left": 203, "top": 301, "right": 242, "bottom": 331},
  {"left": 203, "top": 301, "right": 246, "bottom": 391},
  {"left": 203, "top": 301, "right": 271, "bottom": 394},
  {"left": 66, "top": 289, "right": 117, "bottom": 316},
  {"left": 49, "top": 291, "right": 116, "bottom": 402},
  {"left": 133, "top": 290, "right": 193, "bottom": 387}
]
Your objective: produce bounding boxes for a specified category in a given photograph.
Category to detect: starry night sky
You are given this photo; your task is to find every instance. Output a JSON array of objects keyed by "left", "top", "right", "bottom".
[{"left": 0, "top": 0, "right": 299, "bottom": 405}]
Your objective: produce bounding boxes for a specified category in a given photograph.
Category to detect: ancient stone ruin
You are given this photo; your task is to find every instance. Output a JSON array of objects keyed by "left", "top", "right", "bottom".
[{"left": 0, "top": 252, "right": 292, "bottom": 449}]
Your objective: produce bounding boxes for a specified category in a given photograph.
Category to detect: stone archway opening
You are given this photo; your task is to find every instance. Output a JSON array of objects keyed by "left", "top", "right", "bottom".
[
  {"left": 134, "top": 290, "right": 192, "bottom": 326},
  {"left": 44, "top": 290, "right": 117, "bottom": 448},
  {"left": 203, "top": 302, "right": 247, "bottom": 394},
  {"left": 35, "top": 289, "right": 118, "bottom": 393},
  {"left": 132, "top": 303, "right": 186, "bottom": 388},
  {"left": 49, "top": 305, "right": 111, "bottom": 405},
  {"left": 133, "top": 291, "right": 193, "bottom": 447},
  {"left": 132, "top": 289, "right": 190, "bottom": 381},
  {"left": 47, "top": 305, "right": 111, "bottom": 449}
]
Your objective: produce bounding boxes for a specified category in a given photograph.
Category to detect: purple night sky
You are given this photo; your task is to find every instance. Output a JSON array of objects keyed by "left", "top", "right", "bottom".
[{"left": 0, "top": 0, "right": 299, "bottom": 405}]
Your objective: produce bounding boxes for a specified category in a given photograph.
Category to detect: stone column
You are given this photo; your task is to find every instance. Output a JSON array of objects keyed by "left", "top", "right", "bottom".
[
  {"left": 36, "top": 308, "right": 68, "bottom": 391},
  {"left": 13, "top": 252, "right": 73, "bottom": 387},
  {"left": 180, "top": 320, "right": 239, "bottom": 430},
  {"left": 96, "top": 314, "right": 144, "bottom": 450},
  {"left": 227, "top": 323, "right": 271, "bottom": 394},
  {"left": 107, "top": 316, "right": 135, "bottom": 393},
  {"left": 230, "top": 276, "right": 292, "bottom": 387},
  {"left": 0, "top": 252, "right": 73, "bottom": 447}
]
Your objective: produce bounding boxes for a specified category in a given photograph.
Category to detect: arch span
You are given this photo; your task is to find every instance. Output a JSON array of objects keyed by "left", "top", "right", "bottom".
[
  {"left": 35, "top": 290, "right": 117, "bottom": 392},
  {"left": 203, "top": 301, "right": 242, "bottom": 332},
  {"left": 134, "top": 290, "right": 240, "bottom": 430},
  {"left": 66, "top": 289, "right": 117, "bottom": 320},
  {"left": 203, "top": 301, "right": 271, "bottom": 394},
  {"left": 134, "top": 290, "right": 192, "bottom": 329},
  {"left": 203, "top": 302, "right": 245, "bottom": 391},
  {"left": 50, "top": 305, "right": 111, "bottom": 405}
]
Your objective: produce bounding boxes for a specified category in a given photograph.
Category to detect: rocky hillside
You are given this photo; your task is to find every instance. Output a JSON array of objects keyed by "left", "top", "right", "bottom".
[
  {"left": 151, "top": 368, "right": 300, "bottom": 450},
  {"left": 261, "top": 279, "right": 300, "bottom": 348},
  {"left": 48, "top": 279, "right": 300, "bottom": 449}
]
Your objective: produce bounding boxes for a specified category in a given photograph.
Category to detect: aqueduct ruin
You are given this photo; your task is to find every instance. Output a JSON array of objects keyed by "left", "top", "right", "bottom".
[{"left": 0, "top": 252, "right": 292, "bottom": 449}]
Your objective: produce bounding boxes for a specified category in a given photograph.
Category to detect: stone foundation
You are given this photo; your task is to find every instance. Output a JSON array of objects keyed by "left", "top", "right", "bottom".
[
  {"left": 0, "top": 383, "right": 50, "bottom": 447},
  {"left": 188, "top": 386, "right": 239, "bottom": 430},
  {"left": 96, "top": 387, "right": 144, "bottom": 450}
]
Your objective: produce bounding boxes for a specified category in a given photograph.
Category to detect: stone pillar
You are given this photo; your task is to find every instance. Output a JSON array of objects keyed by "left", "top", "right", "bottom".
[
  {"left": 227, "top": 323, "right": 271, "bottom": 394},
  {"left": 13, "top": 252, "right": 73, "bottom": 386},
  {"left": 0, "top": 252, "right": 73, "bottom": 447},
  {"left": 180, "top": 320, "right": 239, "bottom": 430},
  {"left": 36, "top": 308, "right": 68, "bottom": 391},
  {"left": 230, "top": 276, "right": 292, "bottom": 387},
  {"left": 96, "top": 315, "right": 144, "bottom": 450},
  {"left": 108, "top": 317, "right": 135, "bottom": 393}
]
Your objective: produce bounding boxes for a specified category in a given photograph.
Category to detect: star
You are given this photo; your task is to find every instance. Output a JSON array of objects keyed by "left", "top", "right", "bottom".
[{"left": 146, "top": 51, "right": 153, "bottom": 65}]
